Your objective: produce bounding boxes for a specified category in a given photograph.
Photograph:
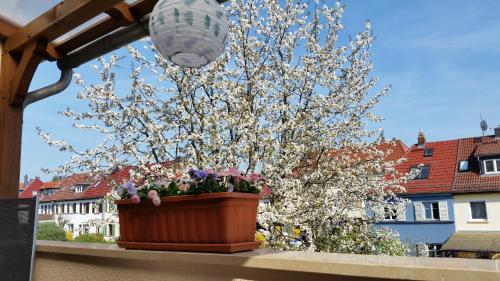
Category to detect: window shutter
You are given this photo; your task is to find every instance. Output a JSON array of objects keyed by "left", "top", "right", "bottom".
[
  {"left": 438, "top": 201, "right": 449, "bottom": 221},
  {"left": 396, "top": 204, "right": 406, "bottom": 221},
  {"left": 414, "top": 202, "right": 424, "bottom": 221}
]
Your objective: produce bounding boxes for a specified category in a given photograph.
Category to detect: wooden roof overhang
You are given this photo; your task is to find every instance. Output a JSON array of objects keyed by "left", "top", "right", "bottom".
[{"left": 0, "top": 0, "right": 227, "bottom": 198}]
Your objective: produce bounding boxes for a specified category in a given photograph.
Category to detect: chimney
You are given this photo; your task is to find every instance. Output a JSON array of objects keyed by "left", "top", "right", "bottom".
[
  {"left": 24, "top": 174, "right": 29, "bottom": 186},
  {"left": 417, "top": 130, "right": 426, "bottom": 147},
  {"left": 495, "top": 126, "right": 500, "bottom": 139}
]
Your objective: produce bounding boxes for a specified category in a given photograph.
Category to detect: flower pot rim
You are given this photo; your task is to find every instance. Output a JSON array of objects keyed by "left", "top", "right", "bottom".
[{"left": 114, "top": 191, "right": 260, "bottom": 205}]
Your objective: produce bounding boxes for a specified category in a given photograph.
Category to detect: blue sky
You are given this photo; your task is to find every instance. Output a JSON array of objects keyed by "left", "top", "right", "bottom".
[{"left": 21, "top": 0, "right": 500, "bottom": 180}]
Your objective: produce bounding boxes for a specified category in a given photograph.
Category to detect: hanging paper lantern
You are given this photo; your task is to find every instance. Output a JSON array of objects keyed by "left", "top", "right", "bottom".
[{"left": 149, "top": 0, "right": 228, "bottom": 68}]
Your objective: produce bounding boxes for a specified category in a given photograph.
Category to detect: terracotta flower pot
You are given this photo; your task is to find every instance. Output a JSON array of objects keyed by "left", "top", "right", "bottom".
[{"left": 115, "top": 192, "right": 261, "bottom": 253}]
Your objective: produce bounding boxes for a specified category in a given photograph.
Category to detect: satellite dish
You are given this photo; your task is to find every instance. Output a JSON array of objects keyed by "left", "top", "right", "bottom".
[
  {"left": 481, "top": 120, "right": 488, "bottom": 131},
  {"left": 480, "top": 115, "right": 488, "bottom": 135}
]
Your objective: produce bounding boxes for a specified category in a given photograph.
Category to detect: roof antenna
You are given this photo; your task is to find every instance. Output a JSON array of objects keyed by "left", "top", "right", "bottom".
[{"left": 480, "top": 114, "right": 489, "bottom": 136}]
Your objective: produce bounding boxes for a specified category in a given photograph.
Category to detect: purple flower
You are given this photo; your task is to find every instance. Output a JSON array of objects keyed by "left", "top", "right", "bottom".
[
  {"left": 227, "top": 183, "right": 234, "bottom": 192},
  {"left": 116, "top": 187, "right": 124, "bottom": 197},
  {"left": 188, "top": 169, "right": 209, "bottom": 181},
  {"left": 123, "top": 181, "right": 137, "bottom": 195}
]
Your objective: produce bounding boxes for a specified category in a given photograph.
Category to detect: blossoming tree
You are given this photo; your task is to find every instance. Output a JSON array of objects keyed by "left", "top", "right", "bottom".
[{"left": 39, "top": 0, "right": 410, "bottom": 254}]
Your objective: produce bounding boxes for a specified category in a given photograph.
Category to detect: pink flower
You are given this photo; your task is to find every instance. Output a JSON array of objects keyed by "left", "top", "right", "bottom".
[
  {"left": 148, "top": 190, "right": 158, "bottom": 199},
  {"left": 218, "top": 167, "right": 240, "bottom": 177},
  {"left": 179, "top": 183, "right": 189, "bottom": 192},
  {"left": 261, "top": 186, "right": 272, "bottom": 197},
  {"left": 249, "top": 173, "right": 265, "bottom": 182},
  {"left": 131, "top": 194, "right": 141, "bottom": 204},
  {"left": 152, "top": 196, "right": 161, "bottom": 206}
]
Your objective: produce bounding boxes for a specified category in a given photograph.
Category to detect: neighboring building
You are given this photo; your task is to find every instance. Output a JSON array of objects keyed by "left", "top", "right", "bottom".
[
  {"left": 38, "top": 172, "right": 121, "bottom": 241},
  {"left": 377, "top": 131, "right": 458, "bottom": 256},
  {"left": 441, "top": 131, "right": 500, "bottom": 258},
  {"left": 18, "top": 177, "right": 44, "bottom": 199}
]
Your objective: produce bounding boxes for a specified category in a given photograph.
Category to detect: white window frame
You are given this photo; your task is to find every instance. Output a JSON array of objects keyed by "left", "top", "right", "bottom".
[
  {"left": 469, "top": 201, "right": 488, "bottom": 221},
  {"left": 421, "top": 201, "right": 448, "bottom": 221},
  {"left": 483, "top": 159, "right": 500, "bottom": 174}
]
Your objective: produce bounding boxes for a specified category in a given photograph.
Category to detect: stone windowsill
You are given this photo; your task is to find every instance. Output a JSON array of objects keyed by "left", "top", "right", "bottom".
[
  {"left": 35, "top": 240, "right": 500, "bottom": 281},
  {"left": 467, "top": 219, "right": 489, "bottom": 223}
]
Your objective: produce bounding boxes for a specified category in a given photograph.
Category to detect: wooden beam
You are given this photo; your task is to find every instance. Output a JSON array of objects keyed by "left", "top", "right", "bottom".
[
  {"left": 0, "top": 19, "right": 18, "bottom": 40},
  {"left": 0, "top": 41, "right": 32, "bottom": 198},
  {"left": 10, "top": 40, "right": 46, "bottom": 106},
  {"left": 54, "top": 0, "right": 230, "bottom": 55},
  {"left": 106, "top": 3, "right": 136, "bottom": 24},
  {"left": 5, "top": 0, "right": 123, "bottom": 53},
  {"left": 55, "top": 0, "right": 156, "bottom": 55}
]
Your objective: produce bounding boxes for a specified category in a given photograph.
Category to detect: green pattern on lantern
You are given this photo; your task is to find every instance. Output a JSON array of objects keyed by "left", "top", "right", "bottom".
[
  {"left": 185, "top": 11, "right": 194, "bottom": 26},
  {"left": 150, "top": 16, "right": 158, "bottom": 36},
  {"left": 205, "top": 15, "right": 211, "bottom": 29},
  {"left": 185, "top": 0, "right": 196, "bottom": 6},
  {"left": 158, "top": 10, "right": 165, "bottom": 25},
  {"left": 216, "top": 11, "right": 223, "bottom": 19},
  {"left": 205, "top": 0, "right": 210, "bottom": 4},
  {"left": 214, "top": 23, "right": 220, "bottom": 37},
  {"left": 174, "top": 8, "right": 180, "bottom": 22}
]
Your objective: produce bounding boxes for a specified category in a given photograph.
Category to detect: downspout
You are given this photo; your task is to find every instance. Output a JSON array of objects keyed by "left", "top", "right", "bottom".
[
  {"left": 24, "top": 15, "right": 151, "bottom": 108},
  {"left": 23, "top": 68, "right": 73, "bottom": 109}
]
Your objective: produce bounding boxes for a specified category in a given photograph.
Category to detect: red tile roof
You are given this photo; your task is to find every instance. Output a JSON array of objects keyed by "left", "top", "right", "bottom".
[
  {"left": 40, "top": 173, "right": 96, "bottom": 202},
  {"left": 473, "top": 139, "right": 500, "bottom": 157},
  {"left": 80, "top": 167, "right": 133, "bottom": 199},
  {"left": 41, "top": 181, "right": 62, "bottom": 189},
  {"left": 18, "top": 178, "right": 44, "bottom": 198},
  {"left": 377, "top": 140, "right": 409, "bottom": 162},
  {"left": 453, "top": 136, "right": 500, "bottom": 193},
  {"left": 398, "top": 140, "right": 459, "bottom": 194},
  {"left": 39, "top": 169, "right": 134, "bottom": 202}
]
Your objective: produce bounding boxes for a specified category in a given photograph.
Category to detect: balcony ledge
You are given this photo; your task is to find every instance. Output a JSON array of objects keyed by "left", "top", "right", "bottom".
[{"left": 35, "top": 240, "right": 500, "bottom": 281}]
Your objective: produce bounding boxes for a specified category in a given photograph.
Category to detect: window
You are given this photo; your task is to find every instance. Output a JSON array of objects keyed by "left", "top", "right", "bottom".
[
  {"left": 67, "top": 224, "right": 74, "bottom": 233},
  {"left": 73, "top": 203, "right": 77, "bottom": 213},
  {"left": 108, "top": 224, "right": 116, "bottom": 237},
  {"left": 427, "top": 244, "right": 442, "bottom": 257},
  {"left": 79, "top": 224, "right": 90, "bottom": 235},
  {"left": 424, "top": 148, "right": 433, "bottom": 157},
  {"left": 483, "top": 159, "right": 500, "bottom": 174},
  {"left": 384, "top": 207, "right": 397, "bottom": 220},
  {"left": 423, "top": 202, "right": 440, "bottom": 220},
  {"left": 81, "top": 202, "right": 90, "bottom": 214},
  {"left": 459, "top": 160, "right": 469, "bottom": 172},
  {"left": 94, "top": 202, "right": 102, "bottom": 214},
  {"left": 470, "top": 201, "right": 487, "bottom": 220},
  {"left": 410, "top": 165, "right": 430, "bottom": 179}
]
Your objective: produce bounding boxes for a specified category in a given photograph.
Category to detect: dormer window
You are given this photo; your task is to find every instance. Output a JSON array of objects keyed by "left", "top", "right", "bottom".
[
  {"left": 74, "top": 185, "right": 89, "bottom": 193},
  {"left": 459, "top": 160, "right": 469, "bottom": 172},
  {"left": 484, "top": 159, "right": 500, "bottom": 174},
  {"left": 424, "top": 148, "right": 433, "bottom": 157}
]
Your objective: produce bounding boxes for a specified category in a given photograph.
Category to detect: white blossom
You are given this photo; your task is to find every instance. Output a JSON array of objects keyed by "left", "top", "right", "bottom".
[{"left": 39, "top": 0, "right": 411, "bottom": 255}]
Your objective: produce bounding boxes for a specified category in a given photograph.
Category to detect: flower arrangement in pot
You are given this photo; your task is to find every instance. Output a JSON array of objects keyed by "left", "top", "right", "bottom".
[{"left": 114, "top": 167, "right": 269, "bottom": 253}]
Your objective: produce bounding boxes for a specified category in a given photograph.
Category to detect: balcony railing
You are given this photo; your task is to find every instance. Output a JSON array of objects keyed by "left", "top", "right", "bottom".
[{"left": 34, "top": 241, "right": 500, "bottom": 281}]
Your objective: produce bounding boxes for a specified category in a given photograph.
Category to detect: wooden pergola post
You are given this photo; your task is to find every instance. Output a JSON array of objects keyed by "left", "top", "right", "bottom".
[
  {"left": 0, "top": 0, "right": 124, "bottom": 198},
  {"left": 0, "top": 40, "right": 44, "bottom": 198},
  {"left": 0, "top": 0, "right": 226, "bottom": 198}
]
